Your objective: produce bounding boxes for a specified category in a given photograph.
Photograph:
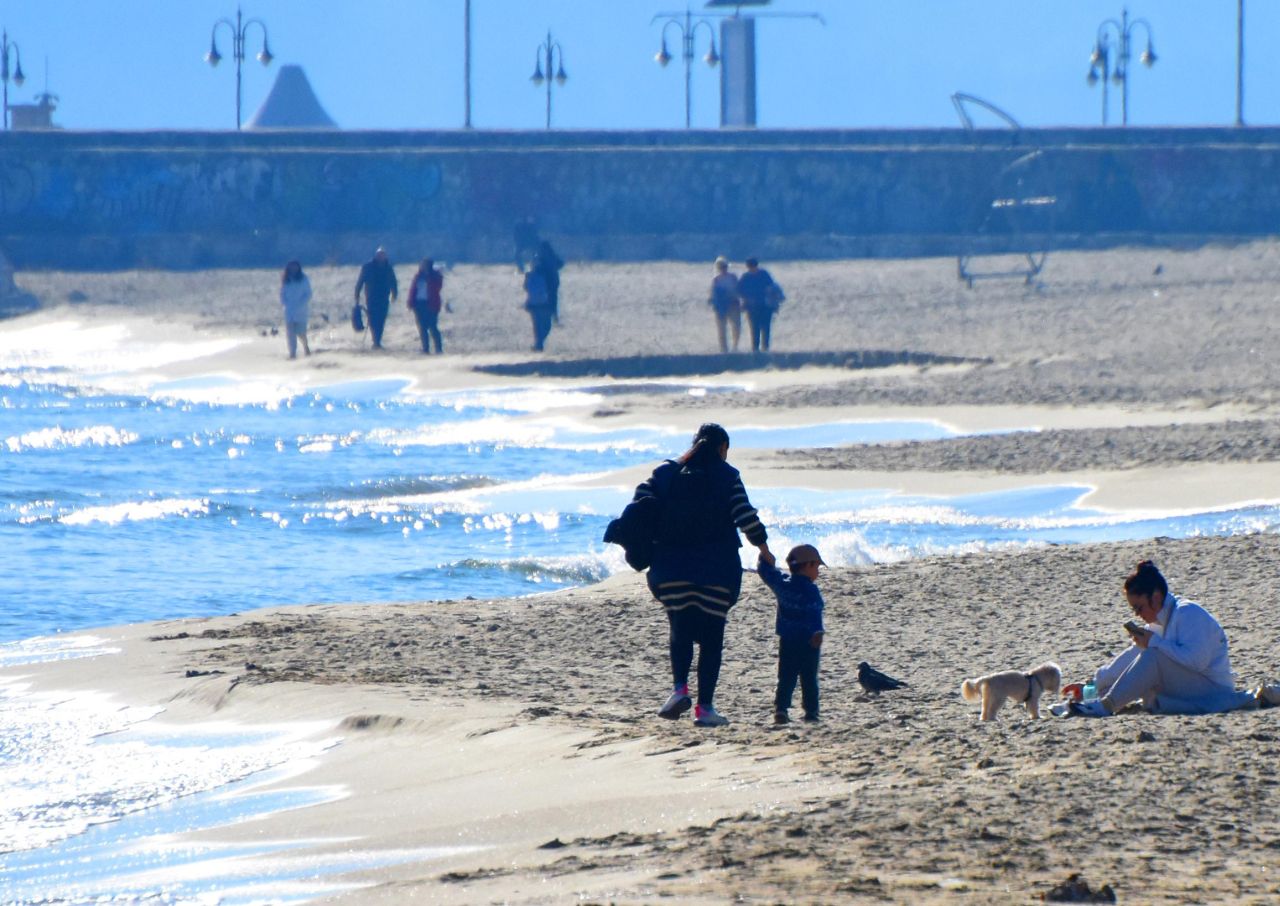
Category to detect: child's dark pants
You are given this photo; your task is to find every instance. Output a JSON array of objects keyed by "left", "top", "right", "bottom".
[{"left": 775, "top": 636, "right": 820, "bottom": 718}]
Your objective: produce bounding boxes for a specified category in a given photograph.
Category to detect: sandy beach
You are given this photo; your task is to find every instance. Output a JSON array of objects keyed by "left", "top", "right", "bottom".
[{"left": 7, "top": 242, "right": 1280, "bottom": 903}]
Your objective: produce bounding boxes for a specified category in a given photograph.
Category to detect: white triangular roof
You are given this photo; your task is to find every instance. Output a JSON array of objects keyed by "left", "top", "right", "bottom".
[{"left": 246, "top": 65, "right": 337, "bottom": 130}]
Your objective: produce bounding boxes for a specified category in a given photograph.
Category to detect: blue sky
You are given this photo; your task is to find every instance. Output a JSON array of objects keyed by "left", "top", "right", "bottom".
[{"left": 3, "top": 1, "right": 1277, "bottom": 130}]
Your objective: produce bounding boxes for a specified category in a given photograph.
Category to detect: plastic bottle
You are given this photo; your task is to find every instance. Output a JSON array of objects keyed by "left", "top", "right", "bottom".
[{"left": 1083, "top": 681, "right": 1097, "bottom": 700}]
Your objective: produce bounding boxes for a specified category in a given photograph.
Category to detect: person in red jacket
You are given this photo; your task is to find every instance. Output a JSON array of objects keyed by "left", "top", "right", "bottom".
[{"left": 407, "top": 258, "right": 445, "bottom": 354}]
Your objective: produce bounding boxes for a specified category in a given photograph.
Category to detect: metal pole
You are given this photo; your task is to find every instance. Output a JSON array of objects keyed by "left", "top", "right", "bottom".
[
  {"left": 464, "top": 0, "right": 472, "bottom": 128},
  {"left": 683, "top": 11, "right": 692, "bottom": 129},
  {"left": 1119, "top": 9, "right": 1129, "bottom": 127},
  {"left": 234, "top": 8, "right": 244, "bottom": 130},
  {"left": 1236, "top": 0, "right": 1244, "bottom": 126},
  {"left": 1102, "top": 44, "right": 1110, "bottom": 126},
  {"left": 545, "top": 32, "right": 552, "bottom": 129},
  {"left": 2, "top": 29, "right": 18, "bottom": 132}
]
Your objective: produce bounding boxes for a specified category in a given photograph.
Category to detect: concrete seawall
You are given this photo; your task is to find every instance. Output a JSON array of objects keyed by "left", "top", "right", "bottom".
[{"left": 2, "top": 128, "right": 1278, "bottom": 269}]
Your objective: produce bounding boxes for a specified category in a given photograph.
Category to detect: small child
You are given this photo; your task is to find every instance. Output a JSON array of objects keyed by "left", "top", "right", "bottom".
[{"left": 757, "top": 543, "right": 827, "bottom": 724}]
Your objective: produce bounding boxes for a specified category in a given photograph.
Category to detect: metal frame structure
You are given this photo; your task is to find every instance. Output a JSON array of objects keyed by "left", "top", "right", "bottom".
[{"left": 951, "top": 93, "right": 1054, "bottom": 289}]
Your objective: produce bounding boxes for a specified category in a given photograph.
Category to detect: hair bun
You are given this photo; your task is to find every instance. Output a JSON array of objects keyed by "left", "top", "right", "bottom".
[{"left": 1123, "top": 559, "right": 1168, "bottom": 596}]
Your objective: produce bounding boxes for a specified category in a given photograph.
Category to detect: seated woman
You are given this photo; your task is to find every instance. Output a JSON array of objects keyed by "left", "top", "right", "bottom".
[{"left": 1073, "top": 560, "right": 1255, "bottom": 717}]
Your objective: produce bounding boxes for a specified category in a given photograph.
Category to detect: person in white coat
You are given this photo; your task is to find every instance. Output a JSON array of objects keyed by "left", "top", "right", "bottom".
[
  {"left": 279, "top": 260, "right": 313, "bottom": 359},
  {"left": 1072, "top": 559, "right": 1255, "bottom": 716}
]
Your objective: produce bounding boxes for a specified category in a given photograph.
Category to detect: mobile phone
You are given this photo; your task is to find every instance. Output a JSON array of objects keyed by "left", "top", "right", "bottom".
[{"left": 1123, "top": 620, "right": 1145, "bottom": 636}]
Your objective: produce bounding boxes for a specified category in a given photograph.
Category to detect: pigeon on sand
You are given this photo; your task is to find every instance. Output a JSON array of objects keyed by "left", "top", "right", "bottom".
[{"left": 858, "top": 661, "right": 907, "bottom": 694}]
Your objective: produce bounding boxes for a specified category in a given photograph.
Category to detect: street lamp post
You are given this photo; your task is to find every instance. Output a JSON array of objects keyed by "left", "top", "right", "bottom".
[
  {"left": 529, "top": 30, "right": 567, "bottom": 130},
  {"left": 1, "top": 29, "right": 25, "bottom": 132},
  {"left": 1236, "top": 0, "right": 1245, "bottom": 126},
  {"left": 205, "top": 7, "right": 273, "bottom": 130},
  {"left": 1087, "top": 8, "right": 1156, "bottom": 127},
  {"left": 652, "top": 8, "right": 720, "bottom": 129},
  {"left": 464, "top": 0, "right": 472, "bottom": 128}
]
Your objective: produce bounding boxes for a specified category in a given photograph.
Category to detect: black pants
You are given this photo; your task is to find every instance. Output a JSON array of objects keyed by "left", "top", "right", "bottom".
[
  {"left": 414, "top": 306, "right": 442, "bottom": 353},
  {"left": 667, "top": 607, "right": 726, "bottom": 707},
  {"left": 528, "top": 307, "right": 553, "bottom": 350},
  {"left": 745, "top": 306, "right": 774, "bottom": 352},
  {"left": 367, "top": 297, "right": 391, "bottom": 347},
  {"left": 775, "top": 636, "right": 820, "bottom": 717}
]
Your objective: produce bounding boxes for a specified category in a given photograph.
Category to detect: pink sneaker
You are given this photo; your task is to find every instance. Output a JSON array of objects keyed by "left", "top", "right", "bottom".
[{"left": 693, "top": 704, "right": 729, "bottom": 727}]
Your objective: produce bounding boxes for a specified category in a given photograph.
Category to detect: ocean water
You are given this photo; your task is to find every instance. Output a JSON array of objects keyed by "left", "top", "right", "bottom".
[
  {"left": 5, "top": 362, "right": 1280, "bottom": 644},
  {"left": 4, "top": 318, "right": 1280, "bottom": 900},
  {"left": 0, "top": 344, "right": 978, "bottom": 642}
]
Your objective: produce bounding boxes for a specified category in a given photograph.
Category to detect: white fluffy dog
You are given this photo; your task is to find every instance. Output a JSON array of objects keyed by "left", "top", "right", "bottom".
[{"left": 961, "top": 662, "right": 1062, "bottom": 721}]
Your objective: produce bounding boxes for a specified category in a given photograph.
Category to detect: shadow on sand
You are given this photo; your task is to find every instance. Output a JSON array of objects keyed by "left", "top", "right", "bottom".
[{"left": 473, "top": 350, "right": 986, "bottom": 380}]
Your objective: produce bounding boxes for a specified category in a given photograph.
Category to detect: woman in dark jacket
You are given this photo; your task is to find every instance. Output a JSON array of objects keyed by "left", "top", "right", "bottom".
[
  {"left": 534, "top": 240, "right": 564, "bottom": 322},
  {"left": 630, "top": 423, "right": 772, "bottom": 727}
]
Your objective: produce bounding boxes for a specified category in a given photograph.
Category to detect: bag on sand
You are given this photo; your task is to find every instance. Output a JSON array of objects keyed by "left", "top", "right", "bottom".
[{"left": 351, "top": 303, "right": 366, "bottom": 332}]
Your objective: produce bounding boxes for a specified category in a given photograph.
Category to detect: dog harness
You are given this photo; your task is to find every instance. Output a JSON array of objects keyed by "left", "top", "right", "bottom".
[{"left": 1021, "top": 672, "right": 1041, "bottom": 703}]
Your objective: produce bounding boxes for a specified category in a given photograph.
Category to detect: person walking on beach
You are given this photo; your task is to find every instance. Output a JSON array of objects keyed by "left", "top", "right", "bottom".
[
  {"left": 758, "top": 543, "right": 827, "bottom": 724},
  {"left": 534, "top": 240, "right": 565, "bottom": 324},
  {"left": 523, "top": 262, "right": 555, "bottom": 352},
  {"left": 354, "top": 247, "right": 398, "bottom": 349},
  {"left": 736, "top": 257, "right": 783, "bottom": 353},
  {"left": 1070, "top": 560, "right": 1255, "bottom": 717},
  {"left": 629, "top": 423, "right": 772, "bottom": 728},
  {"left": 279, "top": 260, "right": 312, "bottom": 360},
  {"left": 708, "top": 256, "right": 742, "bottom": 353},
  {"left": 407, "top": 258, "right": 445, "bottom": 354}
]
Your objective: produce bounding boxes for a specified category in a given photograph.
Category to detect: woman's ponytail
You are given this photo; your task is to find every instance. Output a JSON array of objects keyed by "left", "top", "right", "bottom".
[{"left": 677, "top": 423, "right": 730, "bottom": 469}]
